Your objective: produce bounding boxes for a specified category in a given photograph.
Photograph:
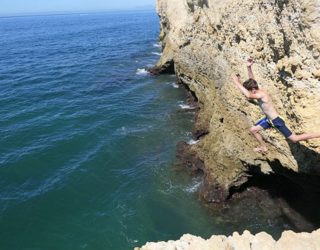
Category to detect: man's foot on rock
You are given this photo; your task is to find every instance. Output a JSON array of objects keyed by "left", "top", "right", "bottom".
[{"left": 253, "top": 146, "right": 268, "bottom": 153}]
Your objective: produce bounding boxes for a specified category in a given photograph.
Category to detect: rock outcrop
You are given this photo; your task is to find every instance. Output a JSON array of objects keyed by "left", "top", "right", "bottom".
[
  {"left": 135, "top": 229, "right": 320, "bottom": 250},
  {"left": 154, "top": 0, "right": 320, "bottom": 202}
]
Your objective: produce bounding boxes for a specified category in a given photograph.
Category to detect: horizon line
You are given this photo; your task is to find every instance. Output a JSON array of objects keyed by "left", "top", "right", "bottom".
[{"left": 0, "top": 6, "right": 156, "bottom": 18}]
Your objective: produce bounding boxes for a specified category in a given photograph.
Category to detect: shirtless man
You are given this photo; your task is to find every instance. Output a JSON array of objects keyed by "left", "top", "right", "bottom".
[{"left": 232, "top": 58, "right": 320, "bottom": 152}]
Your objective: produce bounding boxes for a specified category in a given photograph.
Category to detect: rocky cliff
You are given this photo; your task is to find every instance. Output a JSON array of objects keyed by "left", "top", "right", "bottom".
[
  {"left": 135, "top": 229, "right": 320, "bottom": 250},
  {"left": 152, "top": 0, "right": 320, "bottom": 202}
]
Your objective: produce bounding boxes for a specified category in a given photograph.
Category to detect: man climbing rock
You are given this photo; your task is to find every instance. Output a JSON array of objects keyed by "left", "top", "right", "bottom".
[{"left": 232, "top": 58, "right": 320, "bottom": 153}]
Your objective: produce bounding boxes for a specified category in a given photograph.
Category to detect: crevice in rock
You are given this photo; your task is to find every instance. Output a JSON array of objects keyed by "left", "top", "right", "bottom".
[
  {"left": 291, "top": 64, "right": 297, "bottom": 74},
  {"left": 272, "top": 2, "right": 292, "bottom": 61},
  {"left": 174, "top": 75, "right": 212, "bottom": 141},
  {"left": 268, "top": 36, "right": 280, "bottom": 62},
  {"left": 176, "top": 76, "right": 198, "bottom": 103},
  {"left": 187, "top": 0, "right": 209, "bottom": 12},
  {"left": 275, "top": 0, "right": 289, "bottom": 13},
  {"left": 281, "top": 29, "right": 292, "bottom": 57},
  {"left": 193, "top": 129, "right": 209, "bottom": 140},
  {"left": 234, "top": 34, "right": 242, "bottom": 44},
  {"left": 276, "top": 69, "right": 301, "bottom": 124},
  {"left": 278, "top": 68, "right": 293, "bottom": 81},
  {"left": 159, "top": 17, "right": 170, "bottom": 41},
  {"left": 227, "top": 162, "right": 320, "bottom": 231},
  {"left": 149, "top": 59, "right": 175, "bottom": 75}
]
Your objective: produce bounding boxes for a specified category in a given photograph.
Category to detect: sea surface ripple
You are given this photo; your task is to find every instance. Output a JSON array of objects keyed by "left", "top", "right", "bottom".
[
  {"left": 0, "top": 11, "right": 213, "bottom": 250},
  {"left": 0, "top": 10, "right": 295, "bottom": 250}
]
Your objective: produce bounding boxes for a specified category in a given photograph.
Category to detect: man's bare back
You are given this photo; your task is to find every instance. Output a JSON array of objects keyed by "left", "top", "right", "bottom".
[
  {"left": 232, "top": 58, "right": 320, "bottom": 153},
  {"left": 254, "top": 89, "right": 279, "bottom": 120}
]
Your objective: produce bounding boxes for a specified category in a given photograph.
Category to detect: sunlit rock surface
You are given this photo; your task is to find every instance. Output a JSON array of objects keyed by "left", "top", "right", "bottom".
[
  {"left": 135, "top": 229, "right": 320, "bottom": 250},
  {"left": 154, "top": 0, "right": 320, "bottom": 201}
]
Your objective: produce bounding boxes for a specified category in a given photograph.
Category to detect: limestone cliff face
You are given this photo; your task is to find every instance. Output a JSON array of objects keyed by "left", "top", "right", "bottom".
[{"left": 154, "top": 0, "right": 320, "bottom": 201}]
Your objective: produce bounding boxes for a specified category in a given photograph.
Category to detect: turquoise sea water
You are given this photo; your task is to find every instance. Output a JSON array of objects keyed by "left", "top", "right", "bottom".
[
  {"left": 0, "top": 11, "right": 213, "bottom": 250},
  {"left": 0, "top": 10, "right": 308, "bottom": 250}
]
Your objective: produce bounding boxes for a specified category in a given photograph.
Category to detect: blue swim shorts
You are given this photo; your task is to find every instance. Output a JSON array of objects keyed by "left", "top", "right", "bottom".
[{"left": 255, "top": 116, "right": 292, "bottom": 138}]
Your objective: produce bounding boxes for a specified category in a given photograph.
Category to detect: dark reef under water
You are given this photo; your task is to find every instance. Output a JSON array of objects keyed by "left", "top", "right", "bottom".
[{"left": 176, "top": 145, "right": 320, "bottom": 239}]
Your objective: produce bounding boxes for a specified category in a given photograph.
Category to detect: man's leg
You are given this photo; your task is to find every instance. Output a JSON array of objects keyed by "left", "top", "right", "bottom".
[
  {"left": 249, "top": 125, "right": 268, "bottom": 152},
  {"left": 288, "top": 132, "right": 320, "bottom": 143}
]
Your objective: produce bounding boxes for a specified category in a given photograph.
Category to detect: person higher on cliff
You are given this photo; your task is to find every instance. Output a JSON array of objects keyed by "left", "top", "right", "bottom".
[{"left": 232, "top": 57, "right": 320, "bottom": 153}]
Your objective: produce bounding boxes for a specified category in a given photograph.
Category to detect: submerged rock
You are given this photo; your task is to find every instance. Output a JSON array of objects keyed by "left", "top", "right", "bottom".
[
  {"left": 135, "top": 229, "right": 320, "bottom": 250},
  {"left": 155, "top": 0, "right": 320, "bottom": 201}
]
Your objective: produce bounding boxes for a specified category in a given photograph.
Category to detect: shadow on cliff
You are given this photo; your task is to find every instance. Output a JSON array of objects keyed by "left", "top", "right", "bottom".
[
  {"left": 186, "top": 0, "right": 209, "bottom": 12},
  {"left": 287, "top": 141, "right": 320, "bottom": 174},
  {"left": 263, "top": 141, "right": 320, "bottom": 232},
  {"left": 238, "top": 160, "right": 320, "bottom": 233},
  {"left": 228, "top": 142, "right": 320, "bottom": 232}
]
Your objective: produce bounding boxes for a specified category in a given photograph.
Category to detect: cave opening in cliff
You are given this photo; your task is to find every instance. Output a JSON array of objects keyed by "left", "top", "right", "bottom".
[
  {"left": 163, "top": 63, "right": 175, "bottom": 74},
  {"left": 161, "top": 60, "right": 175, "bottom": 74},
  {"left": 228, "top": 163, "right": 320, "bottom": 232},
  {"left": 149, "top": 60, "right": 175, "bottom": 75}
]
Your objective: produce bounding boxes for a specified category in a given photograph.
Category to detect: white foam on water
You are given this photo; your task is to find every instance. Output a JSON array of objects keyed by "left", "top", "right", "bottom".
[
  {"left": 185, "top": 131, "right": 192, "bottom": 137},
  {"left": 136, "top": 68, "right": 149, "bottom": 76},
  {"left": 114, "top": 125, "right": 154, "bottom": 136},
  {"left": 158, "top": 179, "right": 177, "bottom": 195},
  {"left": 153, "top": 42, "right": 161, "bottom": 48},
  {"left": 172, "top": 83, "right": 179, "bottom": 88},
  {"left": 188, "top": 139, "right": 199, "bottom": 145},
  {"left": 184, "top": 178, "right": 202, "bottom": 193},
  {"left": 179, "top": 104, "right": 195, "bottom": 110},
  {"left": 151, "top": 52, "right": 162, "bottom": 56}
]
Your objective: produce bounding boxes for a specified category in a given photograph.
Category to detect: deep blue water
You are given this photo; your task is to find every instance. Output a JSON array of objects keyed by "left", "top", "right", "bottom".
[
  {"left": 0, "top": 10, "right": 300, "bottom": 250},
  {"left": 0, "top": 11, "right": 214, "bottom": 250}
]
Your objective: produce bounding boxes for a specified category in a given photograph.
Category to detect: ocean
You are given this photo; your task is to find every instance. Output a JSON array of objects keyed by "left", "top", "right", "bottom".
[{"left": 0, "top": 10, "right": 302, "bottom": 250}]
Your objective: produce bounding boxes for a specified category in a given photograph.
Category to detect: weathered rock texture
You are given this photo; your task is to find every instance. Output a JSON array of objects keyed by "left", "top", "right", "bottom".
[
  {"left": 135, "top": 229, "right": 320, "bottom": 250},
  {"left": 154, "top": 0, "right": 320, "bottom": 202}
]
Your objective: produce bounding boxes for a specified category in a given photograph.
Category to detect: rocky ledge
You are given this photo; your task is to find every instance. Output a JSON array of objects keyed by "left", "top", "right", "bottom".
[
  {"left": 135, "top": 229, "right": 320, "bottom": 250},
  {"left": 153, "top": 0, "right": 320, "bottom": 203}
]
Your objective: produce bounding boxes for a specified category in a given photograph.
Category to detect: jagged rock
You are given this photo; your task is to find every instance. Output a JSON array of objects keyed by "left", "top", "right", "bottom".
[
  {"left": 134, "top": 229, "right": 320, "bottom": 250},
  {"left": 155, "top": 0, "right": 320, "bottom": 201}
]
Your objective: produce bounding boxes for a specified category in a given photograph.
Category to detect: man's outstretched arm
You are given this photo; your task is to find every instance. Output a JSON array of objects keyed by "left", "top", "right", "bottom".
[
  {"left": 231, "top": 75, "right": 262, "bottom": 99},
  {"left": 247, "top": 57, "right": 254, "bottom": 79}
]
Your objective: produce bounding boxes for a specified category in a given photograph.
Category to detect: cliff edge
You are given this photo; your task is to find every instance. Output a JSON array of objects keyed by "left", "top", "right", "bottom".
[
  {"left": 153, "top": 0, "right": 320, "bottom": 202},
  {"left": 135, "top": 229, "right": 320, "bottom": 250}
]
